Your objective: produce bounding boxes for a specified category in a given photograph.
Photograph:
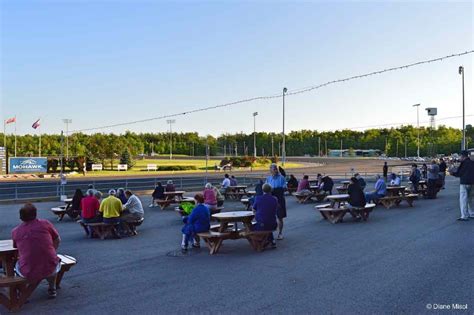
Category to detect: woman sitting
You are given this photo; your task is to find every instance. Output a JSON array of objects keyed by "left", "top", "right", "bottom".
[
  {"left": 296, "top": 175, "right": 311, "bottom": 195},
  {"left": 116, "top": 188, "right": 128, "bottom": 204},
  {"left": 68, "top": 189, "right": 83, "bottom": 219},
  {"left": 203, "top": 183, "right": 218, "bottom": 211},
  {"left": 150, "top": 182, "right": 165, "bottom": 207},
  {"left": 81, "top": 189, "right": 102, "bottom": 226},
  {"left": 165, "top": 180, "right": 176, "bottom": 192},
  {"left": 181, "top": 194, "right": 210, "bottom": 252}
]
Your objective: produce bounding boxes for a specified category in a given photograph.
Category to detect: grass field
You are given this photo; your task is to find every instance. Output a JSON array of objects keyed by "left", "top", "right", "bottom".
[{"left": 70, "top": 159, "right": 303, "bottom": 178}]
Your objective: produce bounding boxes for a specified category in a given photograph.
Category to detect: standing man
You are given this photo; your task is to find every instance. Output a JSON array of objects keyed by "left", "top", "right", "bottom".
[
  {"left": 265, "top": 164, "right": 287, "bottom": 240},
  {"left": 439, "top": 158, "right": 447, "bottom": 189},
  {"left": 450, "top": 151, "right": 474, "bottom": 221},
  {"left": 12, "top": 203, "right": 61, "bottom": 298},
  {"left": 383, "top": 162, "right": 388, "bottom": 181}
]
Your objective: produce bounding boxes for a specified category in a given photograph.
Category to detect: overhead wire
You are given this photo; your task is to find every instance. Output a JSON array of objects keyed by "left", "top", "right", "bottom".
[{"left": 71, "top": 50, "right": 474, "bottom": 133}]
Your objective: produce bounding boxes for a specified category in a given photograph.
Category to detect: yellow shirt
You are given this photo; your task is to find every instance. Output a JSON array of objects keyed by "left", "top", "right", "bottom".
[{"left": 99, "top": 196, "right": 123, "bottom": 219}]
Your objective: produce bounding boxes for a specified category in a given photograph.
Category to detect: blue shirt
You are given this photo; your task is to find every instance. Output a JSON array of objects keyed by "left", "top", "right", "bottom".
[
  {"left": 253, "top": 194, "right": 278, "bottom": 227},
  {"left": 375, "top": 179, "right": 387, "bottom": 195},
  {"left": 187, "top": 204, "right": 210, "bottom": 233},
  {"left": 266, "top": 174, "right": 287, "bottom": 189}
]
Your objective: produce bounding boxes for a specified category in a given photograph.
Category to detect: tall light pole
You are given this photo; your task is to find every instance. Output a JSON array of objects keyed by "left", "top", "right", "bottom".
[
  {"left": 166, "top": 119, "right": 175, "bottom": 160},
  {"left": 253, "top": 112, "right": 258, "bottom": 158},
  {"left": 62, "top": 119, "right": 72, "bottom": 159},
  {"left": 413, "top": 104, "right": 421, "bottom": 157},
  {"left": 459, "top": 66, "right": 466, "bottom": 150},
  {"left": 282, "top": 87, "right": 287, "bottom": 165}
]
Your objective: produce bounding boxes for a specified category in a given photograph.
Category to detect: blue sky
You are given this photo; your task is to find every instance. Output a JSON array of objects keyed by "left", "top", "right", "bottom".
[{"left": 1, "top": 0, "right": 472, "bottom": 136}]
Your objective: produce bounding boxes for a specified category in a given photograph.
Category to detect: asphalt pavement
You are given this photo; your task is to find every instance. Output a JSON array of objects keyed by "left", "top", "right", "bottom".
[{"left": 0, "top": 177, "right": 472, "bottom": 314}]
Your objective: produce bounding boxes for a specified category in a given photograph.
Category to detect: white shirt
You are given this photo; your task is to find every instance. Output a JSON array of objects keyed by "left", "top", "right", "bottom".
[
  {"left": 123, "top": 195, "right": 144, "bottom": 217},
  {"left": 390, "top": 177, "right": 401, "bottom": 186},
  {"left": 222, "top": 178, "right": 231, "bottom": 188}
]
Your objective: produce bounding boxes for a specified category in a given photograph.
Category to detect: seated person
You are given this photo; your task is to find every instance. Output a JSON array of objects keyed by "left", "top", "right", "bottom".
[
  {"left": 297, "top": 175, "right": 311, "bottom": 195},
  {"left": 319, "top": 175, "right": 334, "bottom": 195},
  {"left": 365, "top": 175, "right": 387, "bottom": 203},
  {"left": 389, "top": 173, "right": 401, "bottom": 186},
  {"left": 121, "top": 190, "right": 144, "bottom": 222},
  {"left": 99, "top": 189, "right": 123, "bottom": 225},
  {"left": 81, "top": 189, "right": 102, "bottom": 224},
  {"left": 165, "top": 180, "right": 176, "bottom": 193},
  {"left": 12, "top": 203, "right": 61, "bottom": 298},
  {"left": 116, "top": 188, "right": 128, "bottom": 204},
  {"left": 150, "top": 182, "right": 165, "bottom": 207},
  {"left": 347, "top": 177, "right": 367, "bottom": 208},
  {"left": 249, "top": 179, "right": 264, "bottom": 207},
  {"left": 230, "top": 175, "right": 238, "bottom": 186},
  {"left": 252, "top": 183, "right": 278, "bottom": 248},
  {"left": 213, "top": 186, "right": 225, "bottom": 207},
  {"left": 69, "top": 188, "right": 83, "bottom": 218},
  {"left": 94, "top": 190, "right": 103, "bottom": 201},
  {"left": 354, "top": 173, "right": 367, "bottom": 190},
  {"left": 287, "top": 174, "right": 298, "bottom": 193},
  {"left": 203, "top": 183, "right": 218, "bottom": 211},
  {"left": 181, "top": 194, "right": 210, "bottom": 252},
  {"left": 220, "top": 173, "right": 231, "bottom": 194}
]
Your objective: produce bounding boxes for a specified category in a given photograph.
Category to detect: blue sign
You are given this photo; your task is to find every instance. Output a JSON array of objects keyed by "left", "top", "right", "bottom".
[{"left": 9, "top": 157, "right": 48, "bottom": 174}]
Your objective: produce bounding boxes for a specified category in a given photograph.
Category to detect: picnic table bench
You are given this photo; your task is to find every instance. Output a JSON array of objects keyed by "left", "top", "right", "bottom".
[
  {"left": 50, "top": 198, "right": 79, "bottom": 221},
  {"left": 316, "top": 203, "right": 376, "bottom": 224},
  {"left": 78, "top": 221, "right": 120, "bottom": 239},
  {"left": 241, "top": 198, "right": 252, "bottom": 210},
  {"left": 294, "top": 191, "right": 327, "bottom": 204},
  {"left": 336, "top": 186, "right": 348, "bottom": 194},
  {"left": 378, "top": 186, "right": 410, "bottom": 209},
  {"left": 0, "top": 240, "right": 77, "bottom": 311},
  {"left": 224, "top": 186, "right": 248, "bottom": 200},
  {"left": 199, "top": 211, "right": 273, "bottom": 255}
]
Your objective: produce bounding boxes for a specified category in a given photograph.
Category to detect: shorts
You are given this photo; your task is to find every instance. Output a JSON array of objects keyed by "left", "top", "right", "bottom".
[{"left": 15, "top": 261, "right": 61, "bottom": 279}]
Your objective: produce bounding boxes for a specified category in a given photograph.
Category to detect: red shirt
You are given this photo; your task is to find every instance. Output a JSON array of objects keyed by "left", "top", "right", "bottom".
[
  {"left": 81, "top": 196, "right": 100, "bottom": 219},
  {"left": 12, "top": 219, "right": 60, "bottom": 282}
]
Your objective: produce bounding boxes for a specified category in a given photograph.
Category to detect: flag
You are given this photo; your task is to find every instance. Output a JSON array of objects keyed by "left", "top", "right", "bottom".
[
  {"left": 32, "top": 119, "right": 40, "bottom": 129},
  {"left": 5, "top": 117, "right": 16, "bottom": 124}
]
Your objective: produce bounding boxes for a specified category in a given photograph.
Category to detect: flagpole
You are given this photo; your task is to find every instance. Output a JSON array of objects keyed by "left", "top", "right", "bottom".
[
  {"left": 14, "top": 116, "right": 17, "bottom": 157},
  {"left": 39, "top": 124, "right": 41, "bottom": 157},
  {"left": 3, "top": 120, "right": 5, "bottom": 150}
]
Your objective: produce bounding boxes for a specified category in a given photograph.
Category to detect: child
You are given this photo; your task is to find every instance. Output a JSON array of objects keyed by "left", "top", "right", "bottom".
[{"left": 181, "top": 194, "right": 210, "bottom": 252}]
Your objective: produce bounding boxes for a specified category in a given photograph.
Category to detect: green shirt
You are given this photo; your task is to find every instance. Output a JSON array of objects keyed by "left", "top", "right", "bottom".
[{"left": 99, "top": 196, "right": 123, "bottom": 218}]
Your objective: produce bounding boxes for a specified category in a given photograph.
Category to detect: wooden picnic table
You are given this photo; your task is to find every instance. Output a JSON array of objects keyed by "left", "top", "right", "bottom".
[
  {"left": 241, "top": 198, "right": 252, "bottom": 210},
  {"left": 229, "top": 185, "right": 247, "bottom": 193},
  {"left": 309, "top": 185, "right": 320, "bottom": 193},
  {"left": 246, "top": 190, "right": 256, "bottom": 196},
  {"left": 336, "top": 186, "right": 348, "bottom": 194},
  {"left": 340, "top": 181, "right": 351, "bottom": 188},
  {"left": 326, "top": 194, "right": 350, "bottom": 208},
  {"left": 164, "top": 191, "right": 186, "bottom": 201},
  {"left": 386, "top": 186, "right": 406, "bottom": 197},
  {"left": 0, "top": 240, "right": 16, "bottom": 277},
  {"left": 212, "top": 211, "right": 254, "bottom": 236}
]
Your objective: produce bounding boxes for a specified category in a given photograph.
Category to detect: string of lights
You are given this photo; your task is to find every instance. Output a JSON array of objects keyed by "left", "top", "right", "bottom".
[{"left": 71, "top": 50, "right": 474, "bottom": 133}]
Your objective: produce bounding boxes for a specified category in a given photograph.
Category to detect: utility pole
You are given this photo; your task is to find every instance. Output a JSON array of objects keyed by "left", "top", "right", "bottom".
[
  {"left": 318, "top": 137, "right": 321, "bottom": 157},
  {"left": 459, "top": 66, "right": 466, "bottom": 150},
  {"left": 166, "top": 119, "right": 175, "bottom": 160},
  {"left": 271, "top": 136, "right": 274, "bottom": 157},
  {"left": 282, "top": 87, "right": 287, "bottom": 165},
  {"left": 404, "top": 137, "right": 407, "bottom": 158},
  {"left": 325, "top": 139, "right": 327, "bottom": 157},
  {"left": 413, "top": 104, "right": 421, "bottom": 157},
  {"left": 396, "top": 139, "right": 399, "bottom": 157},
  {"left": 253, "top": 112, "right": 258, "bottom": 158},
  {"left": 340, "top": 140, "right": 343, "bottom": 157}
]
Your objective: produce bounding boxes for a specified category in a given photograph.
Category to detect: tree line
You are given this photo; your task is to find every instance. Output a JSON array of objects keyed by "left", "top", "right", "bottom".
[{"left": 1, "top": 125, "right": 472, "bottom": 161}]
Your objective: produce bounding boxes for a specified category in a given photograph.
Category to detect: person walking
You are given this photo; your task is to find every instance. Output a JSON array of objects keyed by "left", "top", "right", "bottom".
[
  {"left": 450, "top": 151, "right": 474, "bottom": 221},
  {"left": 265, "top": 164, "right": 287, "bottom": 240}
]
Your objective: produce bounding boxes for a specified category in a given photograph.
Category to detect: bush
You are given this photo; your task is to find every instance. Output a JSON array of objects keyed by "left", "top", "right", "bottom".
[{"left": 157, "top": 165, "right": 197, "bottom": 171}]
